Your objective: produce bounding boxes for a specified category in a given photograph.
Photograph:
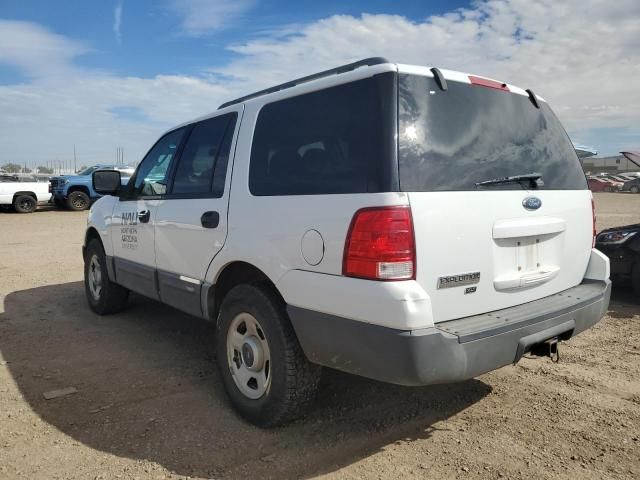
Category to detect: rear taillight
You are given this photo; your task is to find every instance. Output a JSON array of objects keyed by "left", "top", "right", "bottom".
[
  {"left": 591, "top": 197, "right": 596, "bottom": 247},
  {"left": 343, "top": 206, "right": 415, "bottom": 281}
]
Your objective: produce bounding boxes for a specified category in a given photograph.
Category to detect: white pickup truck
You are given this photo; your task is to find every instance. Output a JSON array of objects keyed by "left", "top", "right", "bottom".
[{"left": 0, "top": 176, "right": 50, "bottom": 213}]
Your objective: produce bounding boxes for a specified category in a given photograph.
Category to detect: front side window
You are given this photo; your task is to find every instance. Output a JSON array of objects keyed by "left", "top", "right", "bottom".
[
  {"left": 170, "top": 113, "right": 237, "bottom": 196},
  {"left": 249, "top": 75, "right": 392, "bottom": 196},
  {"left": 130, "top": 128, "right": 185, "bottom": 198}
]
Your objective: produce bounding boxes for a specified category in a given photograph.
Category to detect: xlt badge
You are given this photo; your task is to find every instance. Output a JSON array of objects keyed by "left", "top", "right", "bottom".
[{"left": 437, "top": 272, "right": 480, "bottom": 289}]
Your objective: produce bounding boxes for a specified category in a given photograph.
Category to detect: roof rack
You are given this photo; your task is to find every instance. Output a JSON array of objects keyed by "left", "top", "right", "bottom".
[
  {"left": 525, "top": 88, "right": 540, "bottom": 109},
  {"left": 218, "top": 57, "right": 390, "bottom": 109},
  {"left": 430, "top": 68, "right": 448, "bottom": 91}
]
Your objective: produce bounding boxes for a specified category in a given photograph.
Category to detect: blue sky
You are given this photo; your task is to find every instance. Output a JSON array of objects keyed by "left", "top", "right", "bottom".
[
  {"left": 1, "top": 0, "right": 639, "bottom": 168},
  {"left": 0, "top": 0, "right": 466, "bottom": 79}
]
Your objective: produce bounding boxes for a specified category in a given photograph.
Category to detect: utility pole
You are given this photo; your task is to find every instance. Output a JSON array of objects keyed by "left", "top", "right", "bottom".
[
  {"left": 74, "top": 144, "right": 77, "bottom": 172},
  {"left": 115, "top": 146, "right": 124, "bottom": 165}
]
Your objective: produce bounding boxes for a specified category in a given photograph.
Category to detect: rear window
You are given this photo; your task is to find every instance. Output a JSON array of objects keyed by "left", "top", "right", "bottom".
[
  {"left": 398, "top": 74, "right": 587, "bottom": 191},
  {"left": 249, "top": 75, "right": 392, "bottom": 196}
]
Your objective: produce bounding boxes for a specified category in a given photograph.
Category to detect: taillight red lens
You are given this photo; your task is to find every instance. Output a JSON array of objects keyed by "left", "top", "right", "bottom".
[{"left": 343, "top": 206, "right": 415, "bottom": 281}]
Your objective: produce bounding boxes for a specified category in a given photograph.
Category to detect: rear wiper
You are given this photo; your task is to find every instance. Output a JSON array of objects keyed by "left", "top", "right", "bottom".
[{"left": 475, "top": 172, "right": 543, "bottom": 188}]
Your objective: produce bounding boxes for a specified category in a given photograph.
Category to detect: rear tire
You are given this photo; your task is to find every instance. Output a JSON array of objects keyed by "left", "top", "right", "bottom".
[
  {"left": 13, "top": 195, "right": 36, "bottom": 213},
  {"left": 67, "top": 191, "right": 90, "bottom": 211},
  {"left": 630, "top": 186, "right": 639, "bottom": 194},
  {"left": 215, "top": 283, "right": 321, "bottom": 427},
  {"left": 84, "top": 239, "right": 129, "bottom": 315}
]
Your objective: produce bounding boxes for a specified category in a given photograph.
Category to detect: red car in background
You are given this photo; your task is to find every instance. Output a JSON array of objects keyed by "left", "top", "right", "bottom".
[{"left": 588, "top": 177, "right": 622, "bottom": 192}]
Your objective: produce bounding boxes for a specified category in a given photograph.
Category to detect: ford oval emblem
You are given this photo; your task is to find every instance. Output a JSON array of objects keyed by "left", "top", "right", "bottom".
[{"left": 522, "top": 196, "right": 542, "bottom": 211}]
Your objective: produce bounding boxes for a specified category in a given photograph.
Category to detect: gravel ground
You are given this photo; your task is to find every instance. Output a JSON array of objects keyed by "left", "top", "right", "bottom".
[{"left": 0, "top": 193, "right": 638, "bottom": 480}]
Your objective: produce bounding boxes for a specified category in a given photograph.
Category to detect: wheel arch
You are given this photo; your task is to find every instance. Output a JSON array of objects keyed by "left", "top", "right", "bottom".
[
  {"left": 12, "top": 191, "right": 37, "bottom": 202},
  {"left": 67, "top": 184, "right": 91, "bottom": 195},
  {"left": 206, "top": 261, "right": 284, "bottom": 324},
  {"left": 84, "top": 227, "right": 103, "bottom": 253},
  {"left": 84, "top": 227, "right": 117, "bottom": 281}
]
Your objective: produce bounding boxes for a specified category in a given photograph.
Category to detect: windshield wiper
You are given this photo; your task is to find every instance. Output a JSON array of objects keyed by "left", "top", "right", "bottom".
[{"left": 475, "top": 172, "right": 543, "bottom": 188}]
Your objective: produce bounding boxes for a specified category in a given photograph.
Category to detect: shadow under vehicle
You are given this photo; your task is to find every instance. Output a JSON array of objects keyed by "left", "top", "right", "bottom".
[{"left": 0, "top": 281, "right": 491, "bottom": 479}]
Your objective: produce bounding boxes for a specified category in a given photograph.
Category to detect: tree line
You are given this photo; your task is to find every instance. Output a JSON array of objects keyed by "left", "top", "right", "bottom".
[{"left": 1, "top": 163, "right": 87, "bottom": 175}]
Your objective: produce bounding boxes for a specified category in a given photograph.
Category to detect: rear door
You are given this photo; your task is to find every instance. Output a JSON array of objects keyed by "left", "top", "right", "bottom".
[
  {"left": 154, "top": 110, "right": 241, "bottom": 316},
  {"left": 110, "top": 127, "right": 187, "bottom": 299},
  {"left": 398, "top": 70, "right": 592, "bottom": 322}
]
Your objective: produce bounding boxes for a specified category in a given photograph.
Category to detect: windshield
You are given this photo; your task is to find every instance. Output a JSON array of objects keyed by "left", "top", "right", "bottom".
[
  {"left": 398, "top": 74, "right": 587, "bottom": 191},
  {"left": 78, "top": 165, "right": 100, "bottom": 176}
]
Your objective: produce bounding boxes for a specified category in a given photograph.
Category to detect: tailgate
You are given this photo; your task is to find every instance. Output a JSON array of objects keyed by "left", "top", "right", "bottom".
[{"left": 409, "top": 190, "right": 593, "bottom": 322}]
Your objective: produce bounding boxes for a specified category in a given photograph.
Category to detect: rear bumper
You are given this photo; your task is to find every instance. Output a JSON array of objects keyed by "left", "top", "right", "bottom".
[{"left": 288, "top": 279, "right": 611, "bottom": 386}]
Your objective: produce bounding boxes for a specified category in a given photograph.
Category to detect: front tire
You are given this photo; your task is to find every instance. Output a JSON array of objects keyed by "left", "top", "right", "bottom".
[
  {"left": 630, "top": 186, "right": 639, "bottom": 194},
  {"left": 84, "top": 239, "right": 129, "bottom": 315},
  {"left": 216, "top": 283, "right": 321, "bottom": 427},
  {"left": 13, "top": 195, "right": 37, "bottom": 213},
  {"left": 67, "top": 191, "right": 90, "bottom": 211}
]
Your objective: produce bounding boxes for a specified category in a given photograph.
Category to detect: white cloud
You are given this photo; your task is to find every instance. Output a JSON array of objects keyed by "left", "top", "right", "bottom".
[
  {"left": 0, "top": 17, "right": 235, "bottom": 166},
  {"left": 0, "top": 19, "right": 89, "bottom": 79},
  {"left": 113, "top": 0, "right": 123, "bottom": 45},
  {"left": 0, "top": 74, "right": 230, "bottom": 166},
  {"left": 217, "top": 1, "right": 640, "bottom": 135},
  {"left": 0, "top": 0, "right": 639, "bottom": 166},
  {"left": 168, "top": 0, "right": 256, "bottom": 36}
]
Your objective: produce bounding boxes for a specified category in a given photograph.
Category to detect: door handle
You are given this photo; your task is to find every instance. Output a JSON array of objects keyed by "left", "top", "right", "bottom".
[
  {"left": 138, "top": 210, "right": 151, "bottom": 223},
  {"left": 201, "top": 211, "right": 220, "bottom": 228}
]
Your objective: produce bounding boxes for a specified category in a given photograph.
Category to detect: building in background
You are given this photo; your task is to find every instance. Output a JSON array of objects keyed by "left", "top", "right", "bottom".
[{"left": 582, "top": 152, "right": 640, "bottom": 173}]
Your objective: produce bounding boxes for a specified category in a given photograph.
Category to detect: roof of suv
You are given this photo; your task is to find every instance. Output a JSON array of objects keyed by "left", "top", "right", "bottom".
[
  {"left": 220, "top": 57, "right": 542, "bottom": 109},
  {"left": 171, "top": 57, "right": 545, "bottom": 134}
]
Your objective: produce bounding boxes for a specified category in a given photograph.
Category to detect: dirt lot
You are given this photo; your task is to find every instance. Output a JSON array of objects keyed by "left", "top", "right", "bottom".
[{"left": 0, "top": 193, "right": 639, "bottom": 480}]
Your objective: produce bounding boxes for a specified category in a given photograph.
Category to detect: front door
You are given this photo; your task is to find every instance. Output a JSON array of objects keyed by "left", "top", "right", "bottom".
[
  {"left": 110, "top": 127, "right": 187, "bottom": 299},
  {"left": 154, "top": 110, "right": 241, "bottom": 316}
]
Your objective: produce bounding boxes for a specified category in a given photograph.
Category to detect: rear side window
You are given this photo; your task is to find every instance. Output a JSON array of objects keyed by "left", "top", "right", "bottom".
[
  {"left": 398, "top": 74, "right": 587, "bottom": 191},
  {"left": 171, "top": 113, "right": 237, "bottom": 196},
  {"left": 249, "top": 76, "right": 390, "bottom": 196}
]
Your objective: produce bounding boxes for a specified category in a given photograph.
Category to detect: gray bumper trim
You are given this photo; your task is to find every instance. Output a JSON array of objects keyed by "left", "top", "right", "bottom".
[
  {"left": 287, "top": 280, "right": 611, "bottom": 386},
  {"left": 436, "top": 281, "right": 607, "bottom": 343}
]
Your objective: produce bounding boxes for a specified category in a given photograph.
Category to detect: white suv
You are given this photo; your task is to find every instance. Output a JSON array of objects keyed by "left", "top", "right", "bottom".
[{"left": 83, "top": 58, "right": 611, "bottom": 427}]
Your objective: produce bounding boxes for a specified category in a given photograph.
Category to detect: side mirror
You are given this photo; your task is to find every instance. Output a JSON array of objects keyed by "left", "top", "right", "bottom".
[{"left": 93, "top": 170, "right": 121, "bottom": 195}]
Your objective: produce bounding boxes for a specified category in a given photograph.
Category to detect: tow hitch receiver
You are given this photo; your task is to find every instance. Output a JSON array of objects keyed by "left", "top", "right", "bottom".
[
  {"left": 513, "top": 319, "right": 573, "bottom": 364},
  {"left": 530, "top": 337, "right": 560, "bottom": 362}
]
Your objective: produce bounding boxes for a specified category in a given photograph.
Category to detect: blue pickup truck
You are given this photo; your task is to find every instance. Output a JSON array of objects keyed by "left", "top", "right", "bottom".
[{"left": 49, "top": 164, "right": 135, "bottom": 211}]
